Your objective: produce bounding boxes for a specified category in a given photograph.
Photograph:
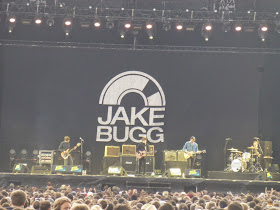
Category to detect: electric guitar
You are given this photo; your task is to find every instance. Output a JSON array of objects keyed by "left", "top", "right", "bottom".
[
  {"left": 136, "top": 150, "right": 157, "bottom": 159},
  {"left": 184, "top": 150, "right": 206, "bottom": 160},
  {"left": 61, "top": 143, "right": 81, "bottom": 160}
]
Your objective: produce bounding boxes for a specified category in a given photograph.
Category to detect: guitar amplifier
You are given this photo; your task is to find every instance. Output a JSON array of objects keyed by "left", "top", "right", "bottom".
[
  {"left": 122, "top": 145, "right": 136, "bottom": 156},
  {"left": 104, "top": 146, "right": 120, "bottom": 157},
  {"left": 39, "top": 150, "right": 54, "bottom": 165},
  {"left": 145, "top": 156, "right": 155, "bottom": 173},
  {"left": 121, "top": 156, "right": 137, "bottom": 173},
  {"left": 147, "top": 145, "right": 155, "bottom": 156},
  {"left": 163, "top": 150, "right": 177, "bottom": 161},
  {"left": 177, "top": 150, "right": 188, "bottom": 162}
]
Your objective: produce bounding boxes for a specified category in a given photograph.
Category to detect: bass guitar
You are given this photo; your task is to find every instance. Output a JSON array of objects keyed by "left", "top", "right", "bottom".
[
  {"left": 184, "top": 150, "right": 206, "bottom": 160},
  {"left": 136, "top": 150, "right": 157, "bottom": 159},
  {"left": 61, "top": 143, "right": 81, "bottom": 160}
]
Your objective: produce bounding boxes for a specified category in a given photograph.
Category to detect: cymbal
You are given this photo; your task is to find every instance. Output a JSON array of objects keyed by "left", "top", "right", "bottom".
[
  {"left": 247, "top": 146, "right": 255, "bottom": 149},
  {"left": 263, "top": 156, "right": 273, "bottom": 159},
  {"left": 232, "top": 150, "right": 243, "bottom": 153},
  {"left": 227, "top": 148, "right": 237, "bottom": 151}
]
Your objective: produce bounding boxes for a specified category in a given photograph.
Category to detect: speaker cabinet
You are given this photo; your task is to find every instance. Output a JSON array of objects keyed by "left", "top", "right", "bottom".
[
  {"left": 31, "top": 165, "right": 51, "bottom": 174},
  {"left": 122, "top": 145, "right": 136, "bottom": 156},
  {"left": 163, "top": 150, "right": 177, "bottom": 161},
  {"left": 147, "top": 145, "right": 155, "bottom": 156},
  {"left": 163, "top": 168, "right": 182, "bottom": 177},
  {"left": 105, "top": 146, "right": 120, "bottom": 157},
  {"left": 102, "top": 157, "right": 121, "bottom": 174},
  {"left": 13, "top": 163, "right": 30, "bottom": 173},
  {"left": 163, "top": 161, "right": 187, "bottom": 174},
  {"left": 121, "top": 156, "right": 137, "bottom": 173},
  {"left": 177, "top": 150, "right": 188, "bottom": 161},
  {"left": 259, "top": 141, "right": 272, "bottom": 156},
  {"left": 136, "top": 156, "right": 155, "bottom": 173},
  {"left": 108, "top": 166, "right": 127, "bottom": 176}
]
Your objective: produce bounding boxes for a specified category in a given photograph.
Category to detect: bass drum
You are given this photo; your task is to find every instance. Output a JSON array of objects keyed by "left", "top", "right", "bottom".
[{"left": 231, "top": 159, "right": 242, "bottom": 172}]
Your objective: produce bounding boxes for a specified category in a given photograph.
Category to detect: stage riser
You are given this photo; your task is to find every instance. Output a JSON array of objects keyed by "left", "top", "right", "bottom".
[{"left": 208, "top": 171, "right": 280, "bottom": 181}]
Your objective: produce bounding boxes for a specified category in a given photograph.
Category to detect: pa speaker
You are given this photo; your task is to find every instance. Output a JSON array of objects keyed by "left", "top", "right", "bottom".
[
  {"left": 31, "top": 165, "right": 51, "bottom": 174},
  {"left": 102, "top": 157, "right": 121, "bottom": 174},
  {"left": 163, "top": 168, "right": 182, "bottom": 177},
  {"left": 259, "top": 141, "right": 272, "bottom": 156},
  {"left": 13, "top": 163, "right": 30, "bottom": 173},
  {"left": 108, "top": 166, "right": 127, "bottom": 176}
]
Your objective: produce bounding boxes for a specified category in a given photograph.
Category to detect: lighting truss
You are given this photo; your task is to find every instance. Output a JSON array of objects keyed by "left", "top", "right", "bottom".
[{"left": 0, "top": 2, "right": 279, "bottom": 25}]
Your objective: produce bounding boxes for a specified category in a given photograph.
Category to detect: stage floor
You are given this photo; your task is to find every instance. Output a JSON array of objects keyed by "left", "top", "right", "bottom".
[{"left": 1, "top": 172, "right": 280, "bottom": 193}]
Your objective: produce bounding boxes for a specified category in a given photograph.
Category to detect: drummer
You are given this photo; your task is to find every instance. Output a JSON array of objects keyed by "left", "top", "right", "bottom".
[{"left": 252, "top": 140, "right": 263, "bottom": 158}]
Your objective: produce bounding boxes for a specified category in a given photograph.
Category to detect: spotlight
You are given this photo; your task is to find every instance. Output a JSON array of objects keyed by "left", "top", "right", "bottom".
[
  {"left": 93, "top": 18, "right": 101, "bottom": 28},
  {"left": 46, "top": 17, "right": 54, "bottom": 27},
  {"left": 34, "top": 15, "right": 42, "bottom": 25},
  {"left": 201, "top": 23, "right": 212, "bottom": 41},
  {"left": 258, "top": 23, "right": 268, "bottom": 41},
  {"left": 146, "top": 21, "right": 154, "bottom": 29},
  {"left": 235, "top": 23, "right": 242, "bottom": 32},
  {"left": 20, "top": 149, "right": 27, "bottom": 159},
  {"left": 63, "top": 18, "right": 73, "bottom": 35},
  {"left": 106, "top": 19, "right": 114, "bottom": 29},
  {"left": 119, "top": 29, "right": 126, "bottom": 38},
  {"left": 85, "top": 151, "right": 92, "bottom": 157},
  {"left": 124, "top": 22, "right": 131, "bottom": 29},
  {"left": 9, "top": 149, "right": 16, "bottom": 159},
  {"left": 7, "top": 14, "right": 16, "bottom": 32},
  {"left": 163, "top": 22, "right": 171, "bottom": 31},
  {"left": 32, "top": 150, "right": 39, "bottom": 156},
  {"left": 176, "top": 23, "right": 183, "bottom": 31}
]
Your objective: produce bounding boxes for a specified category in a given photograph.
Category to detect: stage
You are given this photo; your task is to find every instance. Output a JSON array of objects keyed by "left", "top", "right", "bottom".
[{"left": 1, "top": 171, "right": 280, "bottom": 194}]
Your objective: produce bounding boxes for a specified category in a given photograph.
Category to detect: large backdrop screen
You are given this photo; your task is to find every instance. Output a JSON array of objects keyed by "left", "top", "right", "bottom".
[{"left": 0, "top": 46, "right": 264, "bottom": 172}]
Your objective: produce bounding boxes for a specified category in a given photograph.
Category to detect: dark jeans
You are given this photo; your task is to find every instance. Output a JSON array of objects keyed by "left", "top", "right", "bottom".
[
  {"left": 187, "top": 157, "right": 196, "bottom": 169},
  {"left": 64, "top": 156, "right": 73, "bottom": 166},
  {"left": 138, "top": 157, "right": 146, "bottom": 174}
]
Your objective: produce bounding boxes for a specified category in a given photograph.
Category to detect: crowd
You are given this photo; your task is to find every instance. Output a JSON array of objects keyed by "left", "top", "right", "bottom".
[{"left": 0, "top": 182, "right": 279, "bottom": 210}]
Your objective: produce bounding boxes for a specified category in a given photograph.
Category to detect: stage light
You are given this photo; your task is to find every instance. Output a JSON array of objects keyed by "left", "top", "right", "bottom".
[
  {"left": 185, "top": 23, "right": 196, "bottom": 31},
  {"left": 106, "top": 19, "right": 114, "bottom": 29},
  {"left": 9, "top": 149, "right": 16, "bottom": 158},
  {"left": 204, "top": 23, "right": 212, "bottom": 31},
  {"left": 124, "top": 22, "right": 131, "bottom": 29},
  {"left": 32, "top": 150, "right": 39, "bottom": 156},
  {"left": 63, "top": 18, "right": 73, "bottom": 35},
  {"left": 7, "top": 15, "right": 16, "bottom": 33},
  {"left": 201, "top": 23, "right": 212, "bottom": 41},
  {"left": 119, "top": 29, "right": 126, "bottom": 38},
  {"left": 85, "top": 151, "right": 92, "bottom": 157},
  {"left": 93, "top": 18, "right": 101, "bottom": 28},
  {"left": 46, "top": 17, "right": 54, "bottom": 27},
  {"left": 163, "top": 22, "right": 171, "bottom": 31},
  {"left": 258, "top": 23, "right": 268, "bottom": 41},
  {"left": 20, "top": 149, "right": 27, "bottom": 159},
  {"left": 176, "top": 23, "right": 183, "bottom": 31},
  {"left": 146, "top": 21, "right": 154, "bottom": 29},
  {"left": 34, "top": 15, "right": 42, "bottom": 25},
  {"left": 235, "top": 23, "right": 242, "bottom": 32}
]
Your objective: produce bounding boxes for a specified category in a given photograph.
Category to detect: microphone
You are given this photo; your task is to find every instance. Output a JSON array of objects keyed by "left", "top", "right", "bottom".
[
  {"left": 79, "top": 137, "right": 84, "bottom": 142},
  {"left": 225, "top": 138, "right": 232, "bottom": 141}
]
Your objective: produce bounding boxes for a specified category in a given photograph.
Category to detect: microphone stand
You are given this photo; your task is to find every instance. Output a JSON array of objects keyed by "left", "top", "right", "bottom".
[{"left": 80, "top": 138, "right": 84, "bottom": 167}]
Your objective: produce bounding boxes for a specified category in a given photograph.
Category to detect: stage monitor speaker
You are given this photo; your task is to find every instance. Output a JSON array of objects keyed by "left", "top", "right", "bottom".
[
  {"left": 122, "top": 145, "right": 136, "bottom": 156},
  {"left": 104, "top": 146, "right": 120, "bottom": 157},
  {"left": 121, "top": 156, "right": 137, "bottom": 173},
  {"left": 51, "top": 165, "right": 82, "bottom": 174},
  {"left": 108, "top": 166, "right": 127, "bottom": 176},
  {"left": 31, "top": 165, "right": 51, "bottom": 174},
  {"left": 268, "top": 164, "right": 279, "bottom": 173},
  {"left": 13, "top": 163, "right": 30, "bottom": 173},
  {"left": 163, "top": 150, "right": 177, "bottom": 161},
  {"left": 254, "top": 172, "right": 267, "bottom": 181},
  {"left": 163, "top": 168, "right": 182, "bottom": 177},
  {"left": 259, "top": 141, "right": 272, "bottom": 156},
  {"left": 186, "top": 169, "right": 201, "bottom": 177},
  {"left": 163, "top": 161, "right": 187, "bottom": 174}
]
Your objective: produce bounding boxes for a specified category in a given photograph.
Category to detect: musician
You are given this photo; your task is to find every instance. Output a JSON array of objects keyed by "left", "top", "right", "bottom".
[
  {"left": 252, "top": 140, "right": 263, "bottom": 158},
  {"left": 136, "top": 137, "right": 149, "bottom": 175},
  {"left": 183, "top": 136, "right": 198, "bottom": 169},
  {"left": 58, "top": 136, "right": 74, "bottom": 166}
]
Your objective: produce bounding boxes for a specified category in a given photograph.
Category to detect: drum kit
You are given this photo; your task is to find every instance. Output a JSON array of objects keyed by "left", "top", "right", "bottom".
[{"left": 225, "top": 147, "right": 265, "bottom": 172}]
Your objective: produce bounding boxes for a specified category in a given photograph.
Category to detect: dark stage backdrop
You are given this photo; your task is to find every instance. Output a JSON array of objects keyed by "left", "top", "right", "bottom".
[{"left": 0, "top": 45, "right": 264, "bottom": 173}]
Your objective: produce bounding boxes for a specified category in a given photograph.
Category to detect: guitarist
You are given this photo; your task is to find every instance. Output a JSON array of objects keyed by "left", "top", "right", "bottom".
[
  {"left": 183, "top": 136, "right": 199, "bottom": 169},
  {"left": 136, "top": 137, "right": 149, "bottom": 175},
  {"left": 58, "top": 136, "right": 74, "bottom": 166}
]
